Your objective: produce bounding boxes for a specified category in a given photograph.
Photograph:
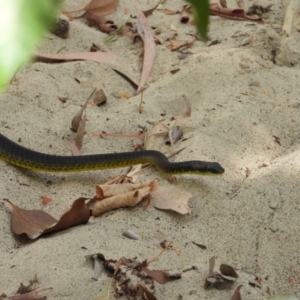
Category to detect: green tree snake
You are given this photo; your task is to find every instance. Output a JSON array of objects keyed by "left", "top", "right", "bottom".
[{"left": 0, "top": 133, "right": 224, "bottom": 175}]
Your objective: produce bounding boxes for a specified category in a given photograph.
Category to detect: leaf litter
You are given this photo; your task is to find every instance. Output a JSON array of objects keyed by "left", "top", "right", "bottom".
[{"left": 89, "top": 242, "right": 181, "bottom": 299}]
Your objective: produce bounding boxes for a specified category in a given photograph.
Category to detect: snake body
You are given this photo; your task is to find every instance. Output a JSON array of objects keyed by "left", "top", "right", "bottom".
[{"left": 0, "top": 133, "right": 224, "bottom": 175}]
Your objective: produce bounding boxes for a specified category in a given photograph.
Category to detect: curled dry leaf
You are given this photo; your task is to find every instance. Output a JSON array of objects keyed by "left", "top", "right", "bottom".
[
  {"left": 92, "top": 180, "right": 157, "bottom": 216},
  {"left": 152, "top": 185, "right": 192, "bottom": 215},
  {"left": 96, "top": 181, "right": 157, "bottom": 199},
  {"left": 5, "top": 198, "right": 90, "bottom": 239},
  {"left": 204, "top": 257, "right": 238, "bottom": 289},
  {"left": 132, "top": 1, "right": 156, "bottom": 94}
]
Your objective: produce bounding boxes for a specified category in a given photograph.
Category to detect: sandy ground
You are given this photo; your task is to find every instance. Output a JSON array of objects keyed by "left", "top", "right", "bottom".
[{"left": 1, "top": 0, "right": 300, "bottom": 299}]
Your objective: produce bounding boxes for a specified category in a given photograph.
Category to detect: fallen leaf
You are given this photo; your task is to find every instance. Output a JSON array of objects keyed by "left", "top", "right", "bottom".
[
  {"left": 144, "top": 268, "right": 181, "bottom": 284},
  {"left": 132, "top": 1, "right": 156, "bottom": 94},
  {"left": 71, "top": 89, "right": 95, "bottom": 132},
  {"left": 210, "top": 3, "right": 263, "bottom": 23},
  {"left": 75, "top": 116, "right": 86, "bottom": 150},
  {"left": 204, "top": 257, "right": 238, "bottom": 289},
  {"left": 92, "top": 183, "right": 156, "bottom": 217},
  {"left": 143, "top": 268, "right": 169, "bottom": 284},
  {"left": 230, "top": 285, "right": 243, "bottom": 300},
  {"left": 84, "top": 0, "right": 119, "bottom": 16},
  {"left": 168, "top": 39, "right": 195, "bottom": 51},
  {"left": 153, "top": 186, "right": 192, "bottom": 214},
  {"left": 35, "top": 51, "right": 117, "bottom": 64},
  {"left": 5, "top": 198, "right": 90, "bottom": 239},
  {"left": 95, "top": 181, "right": 157, "bottom": 199}
]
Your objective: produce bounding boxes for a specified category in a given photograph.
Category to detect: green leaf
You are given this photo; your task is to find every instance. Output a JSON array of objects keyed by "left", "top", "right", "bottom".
[
  {"left": 0, "top": 0, "right": 62, "bottom": 93},
  {"left": 185, "top": 0, "right": 209, "bottom": 41}
]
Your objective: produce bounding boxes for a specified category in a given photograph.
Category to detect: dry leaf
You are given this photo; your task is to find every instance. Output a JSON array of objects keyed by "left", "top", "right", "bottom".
[
  {"left": 84, "top": 0, "right": 119, "bottom": 16},
  {"left": 5, "top": 198, "right": 90, "bottom": 239},
  {"left": 153, "top": 186, "right": 192, "bottom": 214},
  {"left": 230, "top": 285, "right": 243, "bottom": 300},
  {"left": 68, "top": 140, "right": 81, "bottom": 156},
  {"left": 144, "top": 268, "right": 181, "bottom": 284},
  {"left": 168, "top": 39, "right": 195, "bottom": 51},
  {"left": 95, "top": 181, "right": 157, "bottom": 199},
  {"left": 93, "top": 186, "right": 154, "bottom": 216},
  {"left": 71, "top": 89, "right": 95, "bottom": 132},
  {"left": 35, "top": 52, "right": 117, "bottom": 64},
  {"left": 204, "top": 257, "right": 238, "bottom": 289},
  {"left": 132, "top": 1, "right": 156, "bottom": 94},
  {"left": 143, "top": 268, "right": 169, "bottom": 284},
  {"left": 210, "top": 3, "right": 263, "bottom": 23},
  {"left": 75, "top": 116, "right": 86, "bottom": 150}
]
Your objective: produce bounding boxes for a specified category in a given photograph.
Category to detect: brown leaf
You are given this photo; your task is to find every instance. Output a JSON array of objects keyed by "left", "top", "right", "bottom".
[
  {"left": 71, "top": 88, "right": 94, "bottom": 132},
  {"left": 143, "top": 268, "right": 181, "bottom": 284},
  {"left": 230, "top": 285, "right": 243, "bottom": 300},
  {"left": 75, "top": 116, "right": 86, "bottom": 150},
  {"left": 153, "top": 186, "right": 192, "bottom": 214},
  {"left": 5, "top": 198, "right": 90, "bottom": 239},
  {"left": 168, "top": 39, "right": 195, "bottom": 51},
  {"left": 132, "top": 2, "right": 156, "bottom": 94},
  {"left": 92, "top": 186, "right": 154, "bottom": 216},
  {"left": 35, "top": 52, "right": 117, "bottom": 64},
  {"left": 43, "top": 198, "right": 91, "bottom": 235},
  {"left": 5, "top": 199, "right": 57, "bottom": 239},
  {"left": 143, "top": 268, "right": 169, "bottom": 284},
  {"left": 84, "top": 0, "right": 119, "bottom": 16},
  {"left": 210, "top": 3, "right": 263, "bottom": 23},
  {"left": 95, "top": 181, "right": 157, "bottom": 199}
]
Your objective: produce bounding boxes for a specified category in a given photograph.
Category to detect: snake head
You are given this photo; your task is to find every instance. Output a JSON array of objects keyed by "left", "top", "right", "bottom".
[{"left": 193, "top": 161, "right": 225, "bottom": 175}]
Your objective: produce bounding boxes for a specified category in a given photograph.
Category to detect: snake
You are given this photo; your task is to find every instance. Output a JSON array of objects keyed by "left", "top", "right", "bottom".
[{"left": 0, "top": 133, "right": 224, "bottom": 175}]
